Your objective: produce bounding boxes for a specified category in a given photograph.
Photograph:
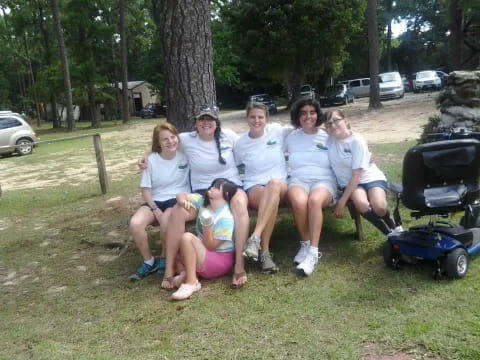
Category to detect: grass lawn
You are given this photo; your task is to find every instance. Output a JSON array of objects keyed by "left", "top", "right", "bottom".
[{"left": 1, "top": 123, "right": 480, "bottom": 359}]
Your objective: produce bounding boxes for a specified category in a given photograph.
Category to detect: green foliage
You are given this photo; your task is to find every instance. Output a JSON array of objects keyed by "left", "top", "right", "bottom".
[
  {"left": 222, "top": 0, "right": 366, "bottom": 98},
  {"left": 418, "top": 115, "right": 441, "bottom": 144}
]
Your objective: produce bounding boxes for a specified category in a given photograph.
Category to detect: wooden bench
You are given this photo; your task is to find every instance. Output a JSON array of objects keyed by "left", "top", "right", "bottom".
[{"left": 247, "top": 202, "right": 364, "bottom": 241}]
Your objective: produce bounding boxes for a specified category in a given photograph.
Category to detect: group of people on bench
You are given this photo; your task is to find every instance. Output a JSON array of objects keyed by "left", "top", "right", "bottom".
[{"left": 129, "top": 98, "right": 401, "bottom": 300}]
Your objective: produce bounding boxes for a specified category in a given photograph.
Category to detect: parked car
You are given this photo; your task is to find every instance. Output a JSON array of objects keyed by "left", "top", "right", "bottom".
[
  {"left": 345, "top": 78, "right": 371, "bottom": 98},
  {"left": 248, "top": 94, "right": 277, "bottom": 114},
  {"left": 413, "top": 71, "right": 442, "bottom": 92},
  {"left": 319, "top": 84, "right": 354, "bottom": 106},
  {"left": 140, "top": 103, "right": 166, "bottom": 118},
  {"left": 300, "top": 84, "right": 316, "bottom": 100},
  {"left": 0, "top": 111, "right": 39, "bottom": 156},
  {"left": 379, "top": 71, "right": 404, "bottom": 100},
  {"left": 436, "top": 70, "right": 449, "bottom": 88}
]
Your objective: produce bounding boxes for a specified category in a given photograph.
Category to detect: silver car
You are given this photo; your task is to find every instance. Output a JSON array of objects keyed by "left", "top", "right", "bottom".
[{"left": 0, "top": 111, "right": 39, "bottom": 156}]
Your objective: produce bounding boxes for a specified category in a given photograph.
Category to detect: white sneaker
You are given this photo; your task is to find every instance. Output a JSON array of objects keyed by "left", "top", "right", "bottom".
[
  {"left": 243, "top": 234, "right": 261, "bottom": 261},
  {"left": 391, "top": 225, "right": 404, "bottom": 234},
  {"left": 296, "top": 251, "right": 322, "bottom": 277},
  {"left": 171, "top": 281, "right": 201, "bottom": 300},
  {"left": 293, "top": 241, "right": 310, "bottom": 265}
]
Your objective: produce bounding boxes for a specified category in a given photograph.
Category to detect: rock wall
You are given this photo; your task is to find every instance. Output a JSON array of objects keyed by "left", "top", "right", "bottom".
[{"left": 436, "top": 71, "right": 480, "bottom": 130}]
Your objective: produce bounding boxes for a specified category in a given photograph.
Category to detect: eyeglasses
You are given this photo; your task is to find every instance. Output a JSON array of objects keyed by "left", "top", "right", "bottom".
[
  {"left": 199, "top": 105, "right": 219, "bottom": 112},
  {"left": 324, "top": 117, "right": 343, "bottom": 129}
]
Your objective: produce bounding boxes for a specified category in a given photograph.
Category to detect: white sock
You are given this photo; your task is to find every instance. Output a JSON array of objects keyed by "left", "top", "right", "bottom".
[
  {"left": 309, "top": 246, "right": 319, "bottom": 257},
  {"left": 144, "top": 257, "right": 155, "bottom": 266}
]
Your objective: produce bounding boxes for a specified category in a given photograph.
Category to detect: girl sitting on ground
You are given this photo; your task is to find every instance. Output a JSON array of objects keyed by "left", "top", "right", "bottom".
[
  {"left": 169, "top": 178, "right": 238, "bottom": 300},
  {"left": 128, "top": 122, "right": 190, "bottom": 281},
  {"left": 324, "top": 109, "right": 400, "bottom": 235}
]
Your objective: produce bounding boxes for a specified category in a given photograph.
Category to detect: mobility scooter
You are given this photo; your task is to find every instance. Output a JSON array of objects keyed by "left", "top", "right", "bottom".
[{"left": 383, "top": 131, "right": 480, "bottom": 279}]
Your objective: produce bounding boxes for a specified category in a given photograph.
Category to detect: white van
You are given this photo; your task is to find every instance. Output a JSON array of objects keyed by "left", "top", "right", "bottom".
[
  {"left": 346, "top": 78, "right": 370, "bottom": 98},
  {"left": 379, "top": 71, "right": 404, "bottom": 100}
]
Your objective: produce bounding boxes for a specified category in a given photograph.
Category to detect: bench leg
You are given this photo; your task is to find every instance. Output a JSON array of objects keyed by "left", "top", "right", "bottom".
[{"left": 347, "top": 202, "right": 364, "bottom": 241}]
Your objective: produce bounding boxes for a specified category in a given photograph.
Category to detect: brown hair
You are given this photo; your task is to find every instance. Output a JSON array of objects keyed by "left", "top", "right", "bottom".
[
  {"left": 246, "top": 102, "right": 269, "bottom": 118},
  {"left": 322, "top": 109, "right": 345, "bottom": 123},
  {"left": 290, "top": 98, "right": 323, "bottom": 127},
  {"left": 151, "top": 122, "right": 179, "bottom": 153}
]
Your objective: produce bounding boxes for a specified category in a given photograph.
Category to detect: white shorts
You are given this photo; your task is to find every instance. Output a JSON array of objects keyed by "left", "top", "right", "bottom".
[{"left": 288, "top": 178, "right": 338, "bottom": 203}]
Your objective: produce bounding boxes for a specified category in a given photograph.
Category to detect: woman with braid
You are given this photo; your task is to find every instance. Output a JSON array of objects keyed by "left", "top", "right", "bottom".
[{"left": 140, "top": 106, "right": 249, "bottom": 289}]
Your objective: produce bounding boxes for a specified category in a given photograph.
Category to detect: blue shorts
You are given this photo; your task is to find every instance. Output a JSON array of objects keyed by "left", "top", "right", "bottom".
[
  {"left": 358, "top": 180, "right": 388, "bottom": 193},
  {"left": 143, "top": 198, "right": 177, "bottom": 211}
]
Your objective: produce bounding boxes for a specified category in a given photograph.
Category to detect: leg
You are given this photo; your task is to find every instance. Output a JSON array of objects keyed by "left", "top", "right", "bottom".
[
  {"left": 249, "top": 180, "right": 287, "bottom": 242},
  {"left": 288, "top": 186, "right": 310, "bottom": 241},
  {"left": 230, "top": 189, "right": 249, "bottom": 287},
  {"left": 158, "top": 208, "right": 173, "bottom": 258},
  {"left": 179, "top": 232, "right": 207, "bottom": 285},
  {"left": 171, "top": 232, "right": 205, "bottom": 300},
  {"left": 351, "top": 188, "right": 390, "bottom": 234},
  {"left": 128, "top": 206, "right": 156, "bottom": 261},
  {"left": 307, "top": 188, "right": 332, "bottom": 248},
  {"left": 368, "top": 187, "right": 396, "bottom": 229},
  {"left": 296, "top": 187, "right": 332, "bottom": 277},
  {"left": 162, "top": 204, "right": 197, "bottom": 288}
]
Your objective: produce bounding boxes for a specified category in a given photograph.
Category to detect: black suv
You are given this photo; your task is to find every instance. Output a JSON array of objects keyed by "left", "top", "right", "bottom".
[
  {"left": 248, "top": 94, "right": 278, "bottom": 114},
  {"left": 140, "top": 103, "right": 166, "bottom": 118}
]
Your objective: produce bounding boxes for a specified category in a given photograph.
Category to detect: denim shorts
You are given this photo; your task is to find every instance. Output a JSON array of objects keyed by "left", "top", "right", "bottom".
[
  {"left": 358, "top": 180, "right": 388, "bottom": 193},
  {"left": 142, "top": 198, "right": 177, "bottom": 211}
]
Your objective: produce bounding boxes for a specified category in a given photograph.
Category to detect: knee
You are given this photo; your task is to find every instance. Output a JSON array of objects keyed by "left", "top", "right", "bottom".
[
  {"left": 231, "top": 197, "right": 248, "bottom": 216},
  {"left": 372, "top": 203, "right": 387, "bottom": 217},
  {"left": 355, "top": 201, "right": 371, "bottom": 214},
  {"left": 129, "top": 218, "right": 143, "bottom": 234},
  {"left": 180, "top": 232, "right": 194, "bottom": 245},
  {"left": 267, "top": 179, "right": 284, "bottom": 194}
]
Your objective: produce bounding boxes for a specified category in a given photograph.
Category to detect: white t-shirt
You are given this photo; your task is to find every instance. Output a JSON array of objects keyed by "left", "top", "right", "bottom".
[
  {"left": 233, "top": 123, "right": 292, "bottom": 190},
  {"left": 326, "top": 132, "right": 386, "bottom": 188},
  {"left": 179, "top": 129, "right": 241, "bottom": 191},
  {"left": 140, "top": 152, "right": 190, "bottom": 201},
  {"left": 285, "top": 128, "right": 336, "bottom": 183}
]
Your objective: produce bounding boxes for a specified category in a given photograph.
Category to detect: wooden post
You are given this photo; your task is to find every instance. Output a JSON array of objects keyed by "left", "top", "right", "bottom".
[{"left": 92, "top": 134, "right": 108, "bottom": 194}]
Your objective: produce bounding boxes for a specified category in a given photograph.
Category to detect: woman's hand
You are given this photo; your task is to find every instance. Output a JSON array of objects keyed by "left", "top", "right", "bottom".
[
  {"left": 153, "top": 209, "right": 163, "bottom": 223},
  {"left": 180, "top": 200, "right": 196, "bottom": 211},
  {"left": 137, "top": 152, "right": 150, "bottom": 170},
  {"left": 334, "top": 201, "right": 346, "bottom": 218}
]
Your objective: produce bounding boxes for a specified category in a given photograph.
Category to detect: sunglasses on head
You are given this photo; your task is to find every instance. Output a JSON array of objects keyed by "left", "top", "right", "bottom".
[{"left": 199, "top": 105, "right": 219, "bottom": 112}]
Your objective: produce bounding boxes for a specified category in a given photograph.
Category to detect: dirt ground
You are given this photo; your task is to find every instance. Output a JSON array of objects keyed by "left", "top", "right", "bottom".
[{"left": 0, "top": 92, "right": 439, "bottom": 192}]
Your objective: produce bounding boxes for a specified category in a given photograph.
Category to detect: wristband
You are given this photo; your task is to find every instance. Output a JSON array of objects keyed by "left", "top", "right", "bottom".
[{"left": 150, "top": 204, "right": 159, "bottom": 211}]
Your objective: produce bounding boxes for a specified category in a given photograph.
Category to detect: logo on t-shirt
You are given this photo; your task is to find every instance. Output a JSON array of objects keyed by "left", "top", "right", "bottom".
[
  {"left": 316, "top": 143, "right": 328, "bottom": 150},
  {"left": 266, "top": 139, "right": 277, "bottom": 146},
  {"left": 178, "top": 163, "right": 188, "bottom": 169}
]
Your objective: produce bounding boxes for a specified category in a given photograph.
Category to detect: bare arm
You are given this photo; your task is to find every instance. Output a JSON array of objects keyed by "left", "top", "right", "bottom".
[
  {"left": 176, "top": 193, "right": 196, "bottom": 210},
  {"left": 201, "top": 225, "right": 222, "bottom": 251},
  {"left": 334, "top": 169, "right": 362, "bottom": 218}
]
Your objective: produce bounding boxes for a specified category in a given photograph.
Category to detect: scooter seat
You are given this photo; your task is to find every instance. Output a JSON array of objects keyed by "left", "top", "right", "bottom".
[{"left": 424, "top": 185, "right": 467, "bottom": 208}]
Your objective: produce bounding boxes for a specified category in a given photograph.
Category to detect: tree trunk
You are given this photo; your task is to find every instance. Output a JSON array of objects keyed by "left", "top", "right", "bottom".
[
  {"left": 385, "top": 0, "right": 393, "bottom": 72},
  {"left": 119, "top": 0, "right": 129, "bottom": 123},
  {"left": 367, "top": 0, "right": 382, "bottom": 110},
  {"left": 50, "top": 95, "right": 60, "bottom": 128},
  {"left": 50, "top": 0, "right": 76, "bottom": 131},
  {"left": 154, "top": 0, "right": 216, "bottom": 131},
  {"left": 88, "top": 82, "right": 99, "bottom": 128},
  {"left": 449, "top": 0, "right": 463, "bottom": 71}
]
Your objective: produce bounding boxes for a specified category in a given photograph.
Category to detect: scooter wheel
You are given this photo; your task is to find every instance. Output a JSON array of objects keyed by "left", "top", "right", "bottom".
[
  {"left": 383, "top": 242, "right": 400, "bottom": 269},
  {"left": 445, "top": 248, "right": 469, "bottom": 279}
]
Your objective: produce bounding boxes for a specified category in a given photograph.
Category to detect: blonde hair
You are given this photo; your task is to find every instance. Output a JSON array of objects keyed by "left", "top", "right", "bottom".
[{"left": 151, "top": 122, "right": 179, "bottom": 153}]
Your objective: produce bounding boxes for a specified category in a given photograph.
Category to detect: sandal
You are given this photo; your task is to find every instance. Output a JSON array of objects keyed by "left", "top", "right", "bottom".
[
  {"left": 231, "top": 271, "right": 247, "bottom": 289},
  {"left": 161, "top": 276, "right": 175, "bottom": 290},
  {"left": 171, "top": 281, "right": 201, "bottom": 301}
]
